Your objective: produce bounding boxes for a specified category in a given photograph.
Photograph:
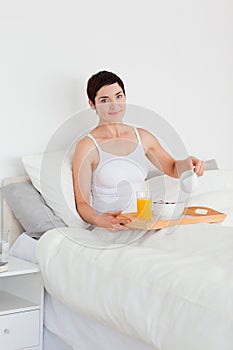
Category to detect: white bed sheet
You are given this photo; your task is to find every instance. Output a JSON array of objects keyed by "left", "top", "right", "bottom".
[
  {"left": 45, "top": 293, "right": 156, "bottom": 350},
  {"left": 43, "top": 326, "right": 73, "bottom": 350},
  {"left": 9, "top": 233, "right": 156, "bottom": 350},
  {"left": 36, "top": 219, "right": 233, "bottom": 350},
  {"left": 9, "top": 174, "right": 233, "bottom": 350}
]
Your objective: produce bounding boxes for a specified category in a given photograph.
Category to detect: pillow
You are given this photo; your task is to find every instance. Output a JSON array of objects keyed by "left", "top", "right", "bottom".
[
  {"left": 193, "top": 169, "right": 233, "bottom": 195},
  {"left": 204, "top": 158, "right": 219, "bottom": 170},
  {"left": 1, "top": 182, "right": 67, "bottom": 238},
  {"left": 21, "top": 150, "right": 89, "bottom": 229},
  {"left": 9, "top": 233, "right": 38, "bottom": 263}
]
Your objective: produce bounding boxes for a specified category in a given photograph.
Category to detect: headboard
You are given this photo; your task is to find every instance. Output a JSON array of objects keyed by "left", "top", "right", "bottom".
[{"left": 2, "top": 176, "right": 31, "bottom": 247}]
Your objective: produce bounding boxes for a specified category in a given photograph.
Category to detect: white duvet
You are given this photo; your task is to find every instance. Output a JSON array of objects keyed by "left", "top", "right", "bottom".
[{"left": 36, "top": 171, "right": 233, "bottom": 350}]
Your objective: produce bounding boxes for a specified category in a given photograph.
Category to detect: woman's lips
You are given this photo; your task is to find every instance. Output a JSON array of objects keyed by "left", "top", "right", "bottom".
[{"left": 109, "top": 110, "right": 121, "bottom": 115}]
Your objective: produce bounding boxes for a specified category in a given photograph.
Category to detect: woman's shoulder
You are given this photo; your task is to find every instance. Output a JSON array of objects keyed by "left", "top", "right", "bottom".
[
  {"left": 137, "top": 127, "right": 158, "bottom": 150},
  {"left": 74, "top": 134, "right": 97, "bottom": 155},
  {"left": 137, "top": 127, "right": 155, "bottom": 138},
  {"left": 73, "top": 135, "right": 99, "bottom": 166}
]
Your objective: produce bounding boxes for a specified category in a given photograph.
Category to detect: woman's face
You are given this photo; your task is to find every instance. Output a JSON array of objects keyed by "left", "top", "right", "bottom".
[{"left": 89, "top": 83, "right": 126, "bottom": 124}]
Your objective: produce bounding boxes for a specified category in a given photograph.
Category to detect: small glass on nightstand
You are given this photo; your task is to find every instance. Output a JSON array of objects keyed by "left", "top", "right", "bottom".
[{"left": 0, "top": 230, "right": 9, "bottom": 273}]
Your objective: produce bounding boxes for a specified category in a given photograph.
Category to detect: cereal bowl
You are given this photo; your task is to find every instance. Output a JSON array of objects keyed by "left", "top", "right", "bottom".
[{"left": 153, "top": 201, "right": 185, "bottom": 219}]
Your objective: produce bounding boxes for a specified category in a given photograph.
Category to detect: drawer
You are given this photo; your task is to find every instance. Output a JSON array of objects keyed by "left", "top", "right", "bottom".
[{"left": 0, "top": 309, "right": 40, "bottom": 349}]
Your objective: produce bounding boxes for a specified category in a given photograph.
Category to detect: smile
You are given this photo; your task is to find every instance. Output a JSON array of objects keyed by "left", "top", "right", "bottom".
[{"left": 109, "top": 111, "right": 121, "bottom": 115}]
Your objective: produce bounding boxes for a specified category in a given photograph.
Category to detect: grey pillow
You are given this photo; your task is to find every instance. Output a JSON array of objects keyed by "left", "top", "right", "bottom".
[
  {"left": 1, "top": 182, "right": 67, "bottom": 239},
  {"left": 205, "top": 158, "right": 219, "bottom": 170}
]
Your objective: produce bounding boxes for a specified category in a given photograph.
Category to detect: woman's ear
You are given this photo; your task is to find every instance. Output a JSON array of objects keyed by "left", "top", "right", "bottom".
[{"left": 88, "top": 99, "right": 95, "bottom": 110}]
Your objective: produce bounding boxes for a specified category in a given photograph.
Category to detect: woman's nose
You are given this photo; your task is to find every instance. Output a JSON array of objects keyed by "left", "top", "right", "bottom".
[{"left": 109, "top": 101, "right": 118, "bottom": 110}]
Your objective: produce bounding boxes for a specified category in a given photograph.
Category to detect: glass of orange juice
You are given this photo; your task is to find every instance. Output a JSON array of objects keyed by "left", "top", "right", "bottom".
[{"left": 136, "top": 191, "right": 152, "bottom": 220}]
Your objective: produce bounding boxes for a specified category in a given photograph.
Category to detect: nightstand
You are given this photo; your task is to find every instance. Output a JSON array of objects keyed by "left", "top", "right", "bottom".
[{"left": 0, "top": 256, "right": 43, "bottom": 350}]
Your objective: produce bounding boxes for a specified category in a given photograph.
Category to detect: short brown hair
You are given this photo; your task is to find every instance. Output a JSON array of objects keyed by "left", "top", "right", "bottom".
[{"left": 87, "top": 70, "right": 125, "bottom": 105}]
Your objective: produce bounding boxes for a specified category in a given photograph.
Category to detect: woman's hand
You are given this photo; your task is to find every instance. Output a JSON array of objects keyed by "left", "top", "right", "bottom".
[
  {"left": 175, "top": 156, "right": 206, "bottom": 178},
  {"left": 94, "top": 211, "right": 131, "bottom": 231},
  {"left": 190, "top": 156, "right": 206, "bottom": 176},
  {"left": 174, "top": 156, "right": 206, "bottom": 178}
]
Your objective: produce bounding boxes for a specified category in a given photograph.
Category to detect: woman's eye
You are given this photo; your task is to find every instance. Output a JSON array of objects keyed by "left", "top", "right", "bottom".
[
  {"left": 117, "top": 94, "right": 123, "bottom": 99},
  {"left": 100, "top": 98, "right": 109, "bottom": 103}
]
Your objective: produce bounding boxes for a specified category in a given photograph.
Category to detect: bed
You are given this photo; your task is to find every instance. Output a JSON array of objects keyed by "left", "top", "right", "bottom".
[
  {"left": 2, "top": 164, "right": 233, "bottom": 350},
  {"left": 1, "top": 176, "right": 159, "bottom": 350}
]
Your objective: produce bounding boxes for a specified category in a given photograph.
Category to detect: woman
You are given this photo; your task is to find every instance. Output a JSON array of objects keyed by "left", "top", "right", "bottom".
[{"left": 72, "top": 70, "right": 205, "bottom": 231}]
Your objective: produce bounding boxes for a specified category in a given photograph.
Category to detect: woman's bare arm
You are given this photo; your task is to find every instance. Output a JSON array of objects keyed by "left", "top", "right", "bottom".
[
  {"left": 72, "top": 137, "right": 130, "bottom": 229},
  {"left": 139, "top": 128, "right": 205, "bottom": 178}
]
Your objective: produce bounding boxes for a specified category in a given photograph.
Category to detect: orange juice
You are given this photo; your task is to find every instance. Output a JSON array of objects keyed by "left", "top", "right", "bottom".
[{"left": 137, "top": 198, "right": 152, "bottom": 220}]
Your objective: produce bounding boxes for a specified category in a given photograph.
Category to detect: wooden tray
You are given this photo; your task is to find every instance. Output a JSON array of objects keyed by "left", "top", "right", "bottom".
[{"left": 117, "top": 206, "right": 226, "bottom": 230}]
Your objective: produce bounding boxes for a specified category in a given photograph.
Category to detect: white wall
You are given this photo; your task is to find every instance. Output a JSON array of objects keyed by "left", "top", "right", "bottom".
[{"left": 1, "top": 0, "right": 232, "bottom": 203}]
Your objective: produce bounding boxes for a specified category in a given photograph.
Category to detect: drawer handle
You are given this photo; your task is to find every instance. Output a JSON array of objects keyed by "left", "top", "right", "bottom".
[{"left": 4, "top": 328, "right": 10, "bottom": 334}]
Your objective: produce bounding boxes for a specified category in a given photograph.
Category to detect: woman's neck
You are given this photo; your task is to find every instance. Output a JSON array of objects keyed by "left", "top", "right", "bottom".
[{"left": 96, "top": 122, "right": 127, "bottom": 138}]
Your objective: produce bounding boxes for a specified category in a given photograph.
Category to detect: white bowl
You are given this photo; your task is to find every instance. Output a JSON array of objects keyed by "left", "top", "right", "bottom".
[{"left": 153, "top": 201, "right": 185, "bottom": 219}]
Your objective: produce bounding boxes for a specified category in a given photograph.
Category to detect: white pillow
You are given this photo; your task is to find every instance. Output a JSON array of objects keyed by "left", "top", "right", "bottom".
[
  {"left": 194, "top": 169, "right": 233, "bottom": 195},
  {"left": 9, "top": 233, "right": 38, "bottom": 264},
  {"left": 21, "top": 150, "right": 88, "bottom": 229}
]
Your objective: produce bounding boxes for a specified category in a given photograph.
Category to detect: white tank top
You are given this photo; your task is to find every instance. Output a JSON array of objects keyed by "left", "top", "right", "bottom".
[{"left": 87, "top": 128, "right": 148, "bottom": 213}]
